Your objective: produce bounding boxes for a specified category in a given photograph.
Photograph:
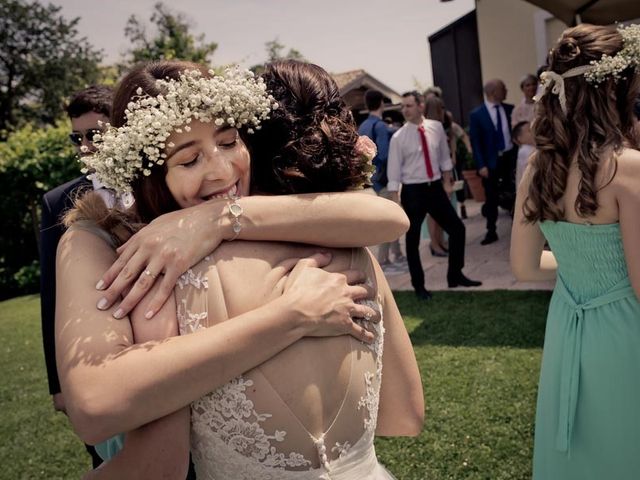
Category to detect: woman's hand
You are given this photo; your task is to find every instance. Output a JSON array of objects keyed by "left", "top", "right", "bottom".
[
  {"left": 95, "top": 201, "right": 227, "bottom": 319},
  {"left": 281, "top": 253, "right": 379, "bottom": 343}
]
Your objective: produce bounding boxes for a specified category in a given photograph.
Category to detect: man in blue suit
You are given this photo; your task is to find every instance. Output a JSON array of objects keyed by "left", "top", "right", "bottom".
[{"left": 469, "top": 79, "right": 515, "bottom": 245}]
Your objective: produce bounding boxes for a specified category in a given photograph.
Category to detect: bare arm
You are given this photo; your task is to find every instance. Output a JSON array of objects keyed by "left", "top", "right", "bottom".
[
  {"left": 83, "top": 289, "right": 190, "bottom": 479},
  {"left": 98, "top": 191, "right": 409, "bottom": 317},
  {"left": 370, "top": 252, "right": 424, "bottom": 436},
  {"left": 510, "top": 166, "right": 558, "bottom": 282},
  {"left": 82, "top": 411, "right": 190, "bottom": 480},
  {"left": 616, "top": 150, "right": 640, "bottom": 298},
  {"left": 56, "top": 230, "right": 378, "bottom": 444}
]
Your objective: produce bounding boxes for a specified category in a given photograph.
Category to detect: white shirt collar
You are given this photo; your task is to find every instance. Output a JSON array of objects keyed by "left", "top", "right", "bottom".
[{"left": 485, "top": 99, "right": 500, "bottom": 110}]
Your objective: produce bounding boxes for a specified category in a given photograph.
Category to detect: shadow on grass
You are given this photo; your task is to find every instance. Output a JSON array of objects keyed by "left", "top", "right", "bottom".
[{"left": 394, "top": 290, "right": 551, "bottom": 349}]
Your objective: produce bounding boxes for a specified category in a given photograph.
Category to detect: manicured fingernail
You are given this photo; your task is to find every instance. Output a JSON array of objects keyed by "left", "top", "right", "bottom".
[
  {"left": 96, "top": 280, "right": 105, "bottom": 290},
  {"left": 97, "top": 298, "right": 108, "bottom": 310},
  {"left": 145, "top": 310, "right": 154, "bottom": 319},
  {"left": 113, "top": 308, "right": 124, "bottom": 319}
]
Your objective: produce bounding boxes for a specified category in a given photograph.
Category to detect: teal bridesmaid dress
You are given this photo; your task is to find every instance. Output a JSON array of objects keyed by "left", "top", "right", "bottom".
[{"left": 534, "top": 222, "right": 640, "bottom": 480}]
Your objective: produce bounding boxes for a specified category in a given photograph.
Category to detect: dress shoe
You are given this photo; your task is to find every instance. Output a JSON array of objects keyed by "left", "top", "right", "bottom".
[
  {"left": 447, "top": 274, "right": 482, "bottom": 288},
  {"left": 414, "top": 288, "right": 433, "bottom": 301},
  {"left": 480, "top": 232, "right": 498, "bottom": 245}
]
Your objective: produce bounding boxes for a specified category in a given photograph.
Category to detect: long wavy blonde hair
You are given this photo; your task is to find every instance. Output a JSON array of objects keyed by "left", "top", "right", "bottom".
[{"left": 524, "top": 24, "right": 640, "bottom": 223}]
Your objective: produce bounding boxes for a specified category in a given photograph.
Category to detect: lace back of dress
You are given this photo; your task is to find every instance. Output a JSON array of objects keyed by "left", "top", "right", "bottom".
[{"left": 176, "top": 248, "right": 386, "bottom": 479}]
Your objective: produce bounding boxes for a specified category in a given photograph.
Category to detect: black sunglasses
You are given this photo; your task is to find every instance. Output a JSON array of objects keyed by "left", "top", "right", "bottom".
[{"left": 69, "top": 128, "right": 102, "bottom": 146}]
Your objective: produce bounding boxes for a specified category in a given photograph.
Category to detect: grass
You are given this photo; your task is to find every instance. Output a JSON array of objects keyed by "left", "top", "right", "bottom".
[{"left": 0, "top": 290, "right": 550, "bottom": 479}]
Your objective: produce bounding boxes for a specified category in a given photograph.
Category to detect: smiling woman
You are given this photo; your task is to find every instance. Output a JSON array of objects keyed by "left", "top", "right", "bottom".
[{"left": 165, "top": 123, "right": 250, "bottom": 207}]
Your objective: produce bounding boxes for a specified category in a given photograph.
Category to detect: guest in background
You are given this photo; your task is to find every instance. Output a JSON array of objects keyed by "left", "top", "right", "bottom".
[
  {"left": 512, "top": 74, "right": 538, "bottom": 126},
  {"left": 358, "top": 89, "right": 405, "bottom": 266},
  {"left": 469, "top": 79, "right": 516, "bottom": 245},
  {"left": 388, "top": 91, "right": 481, "bottom": 301},
  {"left": 512, "top": 121, "right": 535, "bottom": 188},
  {"left": 423, "top": 94, "right": 449, "bottom": 258},
  {"left": 39, "top": 84, "right": 114, "bottom": 469}
]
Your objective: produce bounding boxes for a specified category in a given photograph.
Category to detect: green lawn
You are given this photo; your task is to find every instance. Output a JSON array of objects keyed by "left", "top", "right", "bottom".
[{"left": 0, "top": 291, "right": 550, "bottom": 480}]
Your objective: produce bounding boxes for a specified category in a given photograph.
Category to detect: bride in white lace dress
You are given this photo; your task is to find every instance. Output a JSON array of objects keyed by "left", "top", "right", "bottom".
[
  {"left": 172, "top": 61, "right": 422, "bottom": 479},
  {"left": 58, "top": 60, "right": 423, "bottom": 479}
]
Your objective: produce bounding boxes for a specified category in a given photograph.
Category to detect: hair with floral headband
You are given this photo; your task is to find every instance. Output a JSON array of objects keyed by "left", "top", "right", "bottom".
[{"left": 524, "top": 24, "right": 640, "bottom": 223}]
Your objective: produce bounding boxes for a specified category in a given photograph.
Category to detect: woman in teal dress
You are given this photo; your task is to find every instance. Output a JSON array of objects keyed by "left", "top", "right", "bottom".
[{"left": 510, "top": 24, "right": 640, "bottom": 480}]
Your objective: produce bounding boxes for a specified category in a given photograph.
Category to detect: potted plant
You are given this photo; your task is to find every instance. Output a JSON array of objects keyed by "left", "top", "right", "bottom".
[{"left": 458, "top": 136, "right": 485, "bottom": 202}]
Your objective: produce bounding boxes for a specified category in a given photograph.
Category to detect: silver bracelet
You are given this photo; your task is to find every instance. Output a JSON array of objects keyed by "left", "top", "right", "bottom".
[{"left": 228, "top": 196, "right": 243, "bottom": 241}]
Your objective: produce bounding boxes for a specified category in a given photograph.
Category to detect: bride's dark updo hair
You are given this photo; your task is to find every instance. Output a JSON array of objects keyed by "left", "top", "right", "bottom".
[
  {"left": 249, "top": 60, "right": 371, "bottom": 194},
  {"left": 524, "top": 24, "right": 640, "bottom": 223}
]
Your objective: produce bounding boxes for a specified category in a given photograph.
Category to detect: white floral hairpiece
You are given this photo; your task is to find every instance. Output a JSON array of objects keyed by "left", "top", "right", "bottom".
[
  {"left": 534, "top": 24, "right": 640, "bottom": 114},
  {"left": 81, "top": 67, "right": 278, "bottom": 195},
  {"left": 584, "top": 23, "right": 640, "bottom": 84}
]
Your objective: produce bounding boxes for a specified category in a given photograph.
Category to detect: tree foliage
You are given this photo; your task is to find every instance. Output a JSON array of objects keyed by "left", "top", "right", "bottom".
[
  {"left": 121, "top": 2, "right": 217, "bottom": 70},
  {"left": 250, "top": 38, "right": 307, "bottom": 75},
  {"left": 0, "top": 0, "right": 102, "bottom": 135},
  {"left": 0, "top": 122, "right": 79, "bottom": 296}
]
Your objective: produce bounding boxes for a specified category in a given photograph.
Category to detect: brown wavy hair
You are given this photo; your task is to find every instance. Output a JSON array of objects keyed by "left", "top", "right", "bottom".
[
  {"left": 249, "top": 60, "right": 371, "bottom": 194},
  {"left": 524, "top": 24, "right": 640, "bottom": 223}
]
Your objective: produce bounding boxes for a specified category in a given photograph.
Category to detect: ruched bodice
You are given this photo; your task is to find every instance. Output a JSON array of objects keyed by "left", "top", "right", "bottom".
[
  {"left": 533, "top": 221, "right": 640, "bottom": 480},
  {"left": 539, "top": 222, "right": 628, "bottom": 304}
]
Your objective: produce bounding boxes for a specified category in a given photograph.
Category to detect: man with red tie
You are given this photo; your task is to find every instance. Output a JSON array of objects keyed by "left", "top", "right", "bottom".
[{"left": 388, "top": 91, "right": 481, "bottom": 300}]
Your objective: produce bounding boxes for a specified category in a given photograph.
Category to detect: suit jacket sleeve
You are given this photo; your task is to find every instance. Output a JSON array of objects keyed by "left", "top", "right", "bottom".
[
  {"left": 469, "top": 111, "right": 486, "bottom": 170},
  {"left": 40, "top": 192, "right": 63, "bottom": 395}
]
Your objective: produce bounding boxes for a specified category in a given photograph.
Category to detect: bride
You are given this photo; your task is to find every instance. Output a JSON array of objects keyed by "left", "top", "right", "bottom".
[{"left": 57, "top": 60, "right": 423, "bottom": 479}]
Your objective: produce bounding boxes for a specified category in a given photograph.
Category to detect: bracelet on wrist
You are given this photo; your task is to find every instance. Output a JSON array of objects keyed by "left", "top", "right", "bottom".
[{"left": 228, "top": 196, "right": 243, "bottom": 241}]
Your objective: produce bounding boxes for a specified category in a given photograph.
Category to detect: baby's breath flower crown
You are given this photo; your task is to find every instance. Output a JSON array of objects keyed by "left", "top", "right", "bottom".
[
  {"left": 82, "top": 67, "right": 278, "bottom": 194},
  {"left": 535, "top": 24, "right": 640, "bottom": 114},
  {"left": 583, "top": 24, "right": 640, "bottom": 84}
]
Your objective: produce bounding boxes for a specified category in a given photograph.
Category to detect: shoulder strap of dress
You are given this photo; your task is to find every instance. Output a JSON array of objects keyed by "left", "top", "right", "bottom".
[{"left": 68, "top": 220, "right": 118, "bottom": 249}]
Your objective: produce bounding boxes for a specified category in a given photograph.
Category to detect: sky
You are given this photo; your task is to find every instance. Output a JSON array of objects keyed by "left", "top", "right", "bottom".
[{"left": 52, "top": 0, "right": 475, "bottom": 93}]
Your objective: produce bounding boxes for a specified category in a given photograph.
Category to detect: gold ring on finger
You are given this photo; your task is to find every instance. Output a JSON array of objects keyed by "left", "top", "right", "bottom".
[{"left": 143, "top": 269, "right": 157, "bottom": 279}]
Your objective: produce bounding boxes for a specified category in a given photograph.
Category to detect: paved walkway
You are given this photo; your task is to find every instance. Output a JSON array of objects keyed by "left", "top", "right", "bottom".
[{"left": 381, "top": 200, "right": 555, "bottom": 292}]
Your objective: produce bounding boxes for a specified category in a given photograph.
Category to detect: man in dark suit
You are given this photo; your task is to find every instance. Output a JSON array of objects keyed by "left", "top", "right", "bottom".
[
  {"left": 40, "top": 85, "right": 112, "bottom": 467},
  {"left": 469, "top": 79, "right": 516, "bottom": 245}
]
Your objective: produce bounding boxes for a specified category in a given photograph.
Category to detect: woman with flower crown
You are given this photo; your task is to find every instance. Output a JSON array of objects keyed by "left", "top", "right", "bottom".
[
  {"left": 511, "top": 24, "right": 640, "bottom": 479},
  {"left": 56, "top": 59, "right": 422, "bottom": 479}
]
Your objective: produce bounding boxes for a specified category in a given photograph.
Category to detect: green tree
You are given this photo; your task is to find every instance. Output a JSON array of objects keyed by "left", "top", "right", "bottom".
[
  {"left": 0, "top": 122, "right": 79, "bottom": 296},
  {"left": 121, "top": 2, "right": 217, "bottom": 70},
  {"left": 250, "top": 38, "right": 307, "bottom": 75},
  {"left": 0, "top": 0, "right": 102, "bottom": 135}
]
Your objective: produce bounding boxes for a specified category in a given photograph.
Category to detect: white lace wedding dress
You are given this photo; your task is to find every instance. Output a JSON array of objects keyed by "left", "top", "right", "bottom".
[{"left": 175, "top": 245, "right": 395, "bottom": 480}]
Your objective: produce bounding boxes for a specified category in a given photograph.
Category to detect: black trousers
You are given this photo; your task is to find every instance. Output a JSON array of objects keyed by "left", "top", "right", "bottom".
[
  {"left": 482, "top": 169, "right": 499, "bottom": 235},
  {"left": 401, "top": 181, "right": 466, "bottom": 291}
]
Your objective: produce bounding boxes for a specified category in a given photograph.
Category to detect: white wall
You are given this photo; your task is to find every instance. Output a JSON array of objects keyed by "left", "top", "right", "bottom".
[{"left": 475, "top": 0, "right": 567, "bottom": 105}]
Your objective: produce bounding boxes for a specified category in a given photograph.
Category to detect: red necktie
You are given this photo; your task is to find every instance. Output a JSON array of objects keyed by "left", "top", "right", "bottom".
[{"left": 418, "top": 125, "right": 434, "bottom": 180}]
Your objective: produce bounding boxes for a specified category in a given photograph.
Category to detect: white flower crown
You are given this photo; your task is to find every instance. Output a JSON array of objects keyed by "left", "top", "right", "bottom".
[
  {"left": 583, "top": 23, "right": 640, "bottom": 84},
  {"left": 535, "top": 24, "right": 640, "bottom": 114},
  {"left": 81, "top": 67, "right": 277, "bottom": 195}
]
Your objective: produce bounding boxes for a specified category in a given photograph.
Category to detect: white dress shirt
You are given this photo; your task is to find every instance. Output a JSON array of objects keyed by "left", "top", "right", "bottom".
[
  {"left": 387, "top": 118, "right": 453, "bottom": 192},
  {"left": 484, "top": 100, "right": 513, "bottom": 152},
  {"left": 91, "top": 177, "right": 134, "bottom": 209}
]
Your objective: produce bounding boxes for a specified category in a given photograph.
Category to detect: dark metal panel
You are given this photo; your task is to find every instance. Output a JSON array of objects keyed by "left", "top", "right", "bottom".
[{"left": 429, "top": 11, "right": 483, "bottom": 127}]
